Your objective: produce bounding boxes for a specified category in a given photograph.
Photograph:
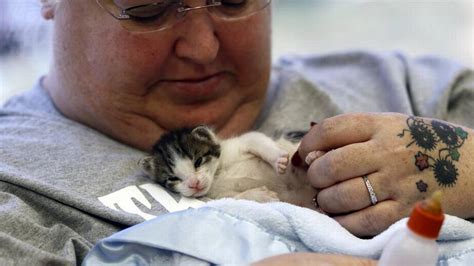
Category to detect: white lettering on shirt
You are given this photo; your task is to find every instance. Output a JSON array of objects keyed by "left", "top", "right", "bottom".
[{"left": 98, "top": 183, "right": 204, "bottom": 220}]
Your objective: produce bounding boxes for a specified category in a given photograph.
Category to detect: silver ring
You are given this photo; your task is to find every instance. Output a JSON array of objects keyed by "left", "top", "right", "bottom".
[
  {"left": 363, "top": 175, "right": 378, "bottom": 205},
  {"left": 312, "top": 194, "right": 319, "bottom": 208}
]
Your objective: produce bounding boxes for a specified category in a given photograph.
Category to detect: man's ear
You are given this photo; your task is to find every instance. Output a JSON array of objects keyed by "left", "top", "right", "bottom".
[{"left": 41, "top": 0, "right": 57, "bottom": 20}]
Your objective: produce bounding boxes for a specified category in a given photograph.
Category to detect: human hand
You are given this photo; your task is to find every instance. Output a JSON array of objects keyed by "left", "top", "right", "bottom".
[{"left": 294, "top": 112, "right": 474, "bottom": 236}]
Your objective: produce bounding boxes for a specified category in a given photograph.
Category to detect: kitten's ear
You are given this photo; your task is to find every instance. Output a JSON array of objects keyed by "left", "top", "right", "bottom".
[
  {"left": 191, "top": 126, "right": 218, "bottom": 144},
  {"left": 138, "top": 156, "right": 155, "bottom": 176}
]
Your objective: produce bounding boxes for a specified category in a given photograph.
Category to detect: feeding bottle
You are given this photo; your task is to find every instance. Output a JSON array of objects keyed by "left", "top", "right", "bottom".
[{"left": 378, "top": 191, "right": 445, "bottom": 266}]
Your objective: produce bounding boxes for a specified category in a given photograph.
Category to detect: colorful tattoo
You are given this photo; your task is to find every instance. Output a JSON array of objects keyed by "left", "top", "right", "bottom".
[
  {"left": 398, "top": 117, "right": 468, "bottom": 188},
  {"left": 416, "top": 180, "right": 428, "bottom": 192}
]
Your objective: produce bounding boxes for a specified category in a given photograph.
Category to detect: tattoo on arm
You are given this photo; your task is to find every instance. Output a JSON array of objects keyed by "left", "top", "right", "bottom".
[
  {"left": 416, "top": 180, "right": 428, "bottom": 192},
  {"left": 398, "top": 117, "right": 468, "bottom": 189}
]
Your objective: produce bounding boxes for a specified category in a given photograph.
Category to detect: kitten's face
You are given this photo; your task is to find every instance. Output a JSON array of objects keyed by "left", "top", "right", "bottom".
[{"left": 139, "top": 126, "right": 221, "bottom": 197}]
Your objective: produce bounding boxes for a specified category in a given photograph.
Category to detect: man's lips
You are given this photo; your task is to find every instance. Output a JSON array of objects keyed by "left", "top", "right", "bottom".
[
  {"left": 159, "top": 72, "right": 227, "bottom": 103},
  {"left": 169, "top": 73, "right": 218, "bottom": 82}
]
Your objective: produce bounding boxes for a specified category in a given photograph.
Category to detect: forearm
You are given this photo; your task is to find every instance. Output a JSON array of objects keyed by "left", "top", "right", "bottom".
[
  {"left": 436, "top": 123, "right": 474, "bottom": 219},
  {"left": 252, "top": 253, "right": 377, "bottom": 266}
]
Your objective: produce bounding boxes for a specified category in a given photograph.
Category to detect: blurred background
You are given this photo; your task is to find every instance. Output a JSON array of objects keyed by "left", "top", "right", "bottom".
[{"left": 1, "top": 0, "right": 473, "bottom": 104}]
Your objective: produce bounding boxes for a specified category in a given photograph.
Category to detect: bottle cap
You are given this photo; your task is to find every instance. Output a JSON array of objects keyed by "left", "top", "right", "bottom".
[{"left": 407, "top": 191, "right": 445, "bottom": 239}]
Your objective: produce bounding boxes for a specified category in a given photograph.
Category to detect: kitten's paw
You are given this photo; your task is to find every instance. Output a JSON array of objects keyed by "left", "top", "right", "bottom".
[
  {"left": 305, "top": 150, "right": 326, "bottom": 165},
  {"left": 275, "top": 152, "right": 289, "bottom": 175}
]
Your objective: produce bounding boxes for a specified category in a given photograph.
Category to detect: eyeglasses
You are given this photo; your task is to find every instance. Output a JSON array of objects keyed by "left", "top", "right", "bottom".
[{"left": 96, "top": 0, "right": 272, "bottom": 33}]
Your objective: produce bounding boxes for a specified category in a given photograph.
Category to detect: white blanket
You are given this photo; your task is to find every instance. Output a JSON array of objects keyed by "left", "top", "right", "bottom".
[{"left": 83, "top": 199, "right": 474, "bottom": 265}]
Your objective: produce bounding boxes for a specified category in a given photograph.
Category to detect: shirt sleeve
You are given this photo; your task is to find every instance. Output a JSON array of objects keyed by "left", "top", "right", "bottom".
[{"left": 397, "top": 53, "right": 474, "bottom": 127}]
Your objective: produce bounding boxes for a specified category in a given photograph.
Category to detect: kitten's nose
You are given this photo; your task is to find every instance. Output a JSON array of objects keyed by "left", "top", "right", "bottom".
[{"left": 188, "top": 179, "right": 203, "bottom": 190}]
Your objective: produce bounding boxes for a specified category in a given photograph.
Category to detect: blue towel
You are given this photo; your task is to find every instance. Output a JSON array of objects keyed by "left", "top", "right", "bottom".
[{"left": 83, "top": 199, "right": 474, "bottom": 265}]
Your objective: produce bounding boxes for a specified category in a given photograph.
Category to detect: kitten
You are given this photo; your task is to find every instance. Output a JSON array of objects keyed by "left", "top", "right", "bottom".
[{"left": 139, "top": 126, "right": 318, "bottom": 210}]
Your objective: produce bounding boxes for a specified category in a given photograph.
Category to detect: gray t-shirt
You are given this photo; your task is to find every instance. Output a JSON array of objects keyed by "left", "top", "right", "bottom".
[{"left": 1, "top": 51, "right": 473, "bottom": 265}]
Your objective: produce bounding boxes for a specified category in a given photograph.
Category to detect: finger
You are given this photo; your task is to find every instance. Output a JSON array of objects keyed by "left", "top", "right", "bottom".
[
  {"left": 333, "top": 200, "right": 403, "bottom": 237},
  {"left": 298, "top": 113, "right": 377, "bottom": 161},
  {"left": 307, "top": 140, "right": 380, "bottom": 188},
  {"left": 316, "top": 173, "right": 390, "bottom": 214}
]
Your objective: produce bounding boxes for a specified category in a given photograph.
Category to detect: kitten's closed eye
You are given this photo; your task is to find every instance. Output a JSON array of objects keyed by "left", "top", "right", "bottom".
[
  {"left": 194, "top": 157, "right": 203, "bottom": 168},
  {"left": 168, "top": 176, "right": 180, "bottom": 182}
]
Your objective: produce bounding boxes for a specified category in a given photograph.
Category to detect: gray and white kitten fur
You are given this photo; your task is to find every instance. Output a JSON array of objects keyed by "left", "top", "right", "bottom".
[{"left": 139, "top": 126, "right": 318, "bottom": 210}]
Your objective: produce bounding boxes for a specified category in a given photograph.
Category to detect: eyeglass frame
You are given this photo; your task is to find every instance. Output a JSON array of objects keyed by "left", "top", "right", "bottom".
[{"left": 95, "top": 0, "right": 272, "bottom": 33}]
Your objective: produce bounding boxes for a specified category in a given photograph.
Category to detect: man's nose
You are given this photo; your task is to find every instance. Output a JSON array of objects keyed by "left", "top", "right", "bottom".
[{"left": 174, "top": 11, "right": 220, "bottom": 64}]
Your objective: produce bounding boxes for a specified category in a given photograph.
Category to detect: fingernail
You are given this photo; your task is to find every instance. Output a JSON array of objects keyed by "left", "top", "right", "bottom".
[
  {"left": 291, "top": 151, "right": 303, "bottom": 167},
  {"left": 305, "top": 151, "right": 318, "bottom": 165},
  {"left": 310, "top": 121, "right": 318, "bottom": 127}
]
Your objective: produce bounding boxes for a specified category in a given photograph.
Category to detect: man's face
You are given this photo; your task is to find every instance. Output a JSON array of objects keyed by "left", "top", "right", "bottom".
[{"left": 45, "top": 0, "right": 272, "bottom": 150}]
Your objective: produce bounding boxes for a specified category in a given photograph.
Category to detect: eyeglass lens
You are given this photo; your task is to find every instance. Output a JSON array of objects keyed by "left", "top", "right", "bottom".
[{"left": 97, "top": 0, "right": 271, "bottom": 33}]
